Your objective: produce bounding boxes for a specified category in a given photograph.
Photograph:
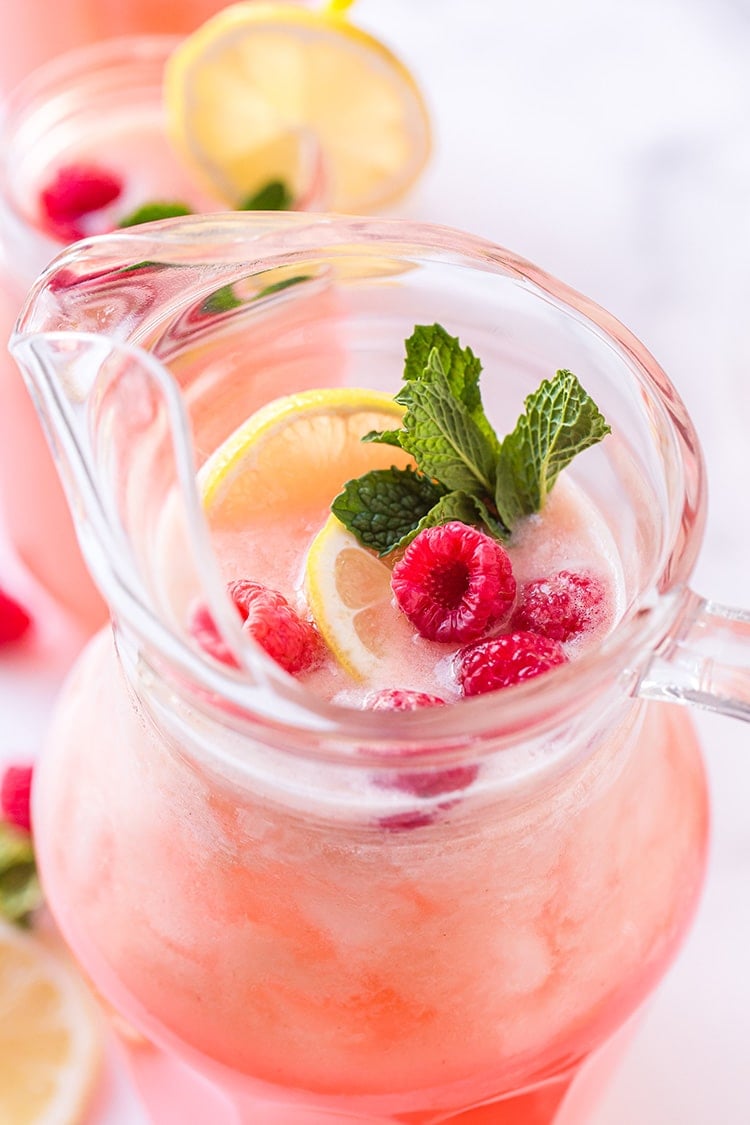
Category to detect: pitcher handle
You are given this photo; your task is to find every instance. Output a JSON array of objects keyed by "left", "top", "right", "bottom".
[{"left": 638, "top": 589, "right": 750, "bottom": 722}]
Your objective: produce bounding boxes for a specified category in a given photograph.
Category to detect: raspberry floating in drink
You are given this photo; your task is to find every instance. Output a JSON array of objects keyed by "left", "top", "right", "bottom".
[
  {"left": 512, "top": 570, "right": 606, "bottom": 642},
  {"left": 391, "top": 522, "right": 516, "bottom": 643},
  {"left": 0, "top": 588, "right": 32, "bottom": 646},
  {"left": 456, "top": 632, "right": 569, "bottom": 698},
  {"left": 1, "top": 764, "right": 34, "bottom": 834}
]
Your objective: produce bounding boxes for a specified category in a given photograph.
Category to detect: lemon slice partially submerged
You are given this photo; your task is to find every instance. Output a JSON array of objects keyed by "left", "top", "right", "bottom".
[
  {"left": 200, "top": 386, "right": 409, "bottom": 526},
  {"left": 305, "top": 514, "right": 396, "bottom": 681},
  {"left": 0, "top": 922, "right": 101, "bottom": 1124},
  {"left": 164, "top": 1, "right": 431, "bottom": 211}
]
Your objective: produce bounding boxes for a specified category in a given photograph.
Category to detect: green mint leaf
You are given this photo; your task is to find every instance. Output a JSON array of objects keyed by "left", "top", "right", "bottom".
[
  {"left": 239, "top": 180, "right": 293, "bottom": 211},
  {"left": 0, "top": 824, "right": 42, "bottom": 926},
  {"left": 257, "top": 274, "right": 310, "bottom": 298},
  {"left": 494, "top": 369, "right": 611, "bottom": 526},
  {"left": 331, "top": 467, "right": 445, "bottom": 555},
  {"left": 200, "top": 284, "right": 243, "bottom": 315},
  {"left": 361, "top": 428, "right": 404, "bottom": 449},
  {"left": 396, "top": 489, "right": 509, "bottom": 551},
  {"left": 402, "top": 325, "right": 499, "bottom": 450},
  {"left": 117, "top": 201, "right": 194, "bottom": 228},
  {"left": 399, "top": 368, "right": 497, "bottom": 495}
]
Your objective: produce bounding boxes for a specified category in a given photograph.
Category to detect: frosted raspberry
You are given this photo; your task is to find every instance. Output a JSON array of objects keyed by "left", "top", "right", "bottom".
[
  {"left": 189, "top": 581, "right": 322, "bottom": 675},
  {"left": 1, "top": 764, "right": 33, "bottom": 833},
  {"left": 367, "top": 689, "right": 446, "bottom": 711},
  {"left": 456, "top": 631, "right": 568, "bottom": 697},
  {"left": 512, "top": 570, "right": 606, "bottom": 642},
  {"left": 40, "top": 163, "right": 123, "bottom": 224},
  {"left": 0, "top": 588, "right": 32, "bottom": 645},
  {"left": 391, "top": 522, "right": 516, "bottom": 643}
]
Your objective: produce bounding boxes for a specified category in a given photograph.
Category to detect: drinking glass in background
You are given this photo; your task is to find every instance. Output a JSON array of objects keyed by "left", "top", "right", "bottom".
[{"left": 0, "top": 11, "right": 431, "bottom": 629}]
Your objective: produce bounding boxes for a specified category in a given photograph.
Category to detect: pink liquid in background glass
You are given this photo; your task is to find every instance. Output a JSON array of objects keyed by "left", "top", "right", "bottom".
[
  {"left": 0, "top": 39, "right": 328, "bottom": 630},
  {"left": 0, "top": 0, "right": 228, "bottom": 94},
  {"left": 32, "top": 396, "right": 710, "bottom": 1123}
]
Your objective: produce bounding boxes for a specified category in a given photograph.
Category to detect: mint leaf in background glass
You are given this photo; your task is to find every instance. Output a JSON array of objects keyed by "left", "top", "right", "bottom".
[
  {"left": 331, "top": 467, "right": 445, "bottom": 555},
  {"left": 494, "top": 369, "right": 611, "bottom": 528},
  {"left": 0, "top": 824, "right": 42, "bottom": 927},
  {"left": 256, "top": 274, "right": 311, "bottom": 298},
  {"left": 239, "top": 180, "right": 293, "bottom": 211},
  {"left": 117, "top": 201, "right": 193, "bottom": 228},
  {"left": 200, "top": 284, "right": 243, "bottom": 315}
]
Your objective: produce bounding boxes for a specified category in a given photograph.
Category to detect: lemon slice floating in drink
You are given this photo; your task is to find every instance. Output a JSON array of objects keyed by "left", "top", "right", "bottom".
[
  {"left": 0, "top": 921, "right": 101, "bottom": 1124},
  {"left": 200, "top": 386, "right": 407, "bottom": 522},
  {"left": 199, "top": 387, "right": 413, "bottom": 680},
  {"left": 164, "top": 1, "right": 432, "bottom": 211}
]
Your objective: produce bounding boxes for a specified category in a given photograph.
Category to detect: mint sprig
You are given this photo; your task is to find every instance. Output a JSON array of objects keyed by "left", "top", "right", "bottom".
[
  {"left": 333, "top": 324, "right": 610, "bottom": 554},
  {"left": 239, "top": 180, "right": 293, "bottom": 211}
]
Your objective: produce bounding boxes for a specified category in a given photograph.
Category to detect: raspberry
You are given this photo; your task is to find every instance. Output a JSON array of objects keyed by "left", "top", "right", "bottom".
[
  {"left": 512, "top": 570, "right": 606, "bottom": 642},
  {"left": 187, "top": 601, "right": 238, "bottom": 668},
  {"left": 456, "top": 631, "right": 568, "bottom": 697},
  {"left": 367, "top": 689, "right": 446, "bottom": 711},
  {"left": 391, "top": 522, "right": 516, "bottom": 643},
  {"left": 0, "top": 588, "right": 32, "bottom": 645},
  {"left": 189, "top": 581, "right": 322, "bottom": 675},
  {"left": 40, "top": 163, "right": 123, "bottom": 225},
  {"left": 1, "top": 764, "right": 33, "bottom": 833}
]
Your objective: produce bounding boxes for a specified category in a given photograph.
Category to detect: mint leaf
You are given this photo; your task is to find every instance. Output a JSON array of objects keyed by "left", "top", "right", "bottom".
[
  {"left": 239, "top": 180, "right": 293, "bottom": 211},
  {"left": 331, "top": 467, "right": 445, "bottom": 555},
  {"left": 494, "top": 369, "right": 611, "bottom": 526},
  {"left": 257, "top": 274, "right": 310, "bottom": 298},
  {"left": 117, "top": 201, "right": 193, "bottom": 228},
  {"left": 362, "top": 427, "right": 404, "bottom": 449},
  {"left": 201, "top": 284, "right": 243, "bottom": 315},
  {"left": 0, "top": 824, "right": 42, "bottom": 926},
  {"left": 398, "top": 490, "right": 508, "bottom": 551},
  {"left": 401, "top": 325, "right": 499, "bottom": 450},
  {"left": 399, "top": 367, "right": 497, "bottom": 494}
]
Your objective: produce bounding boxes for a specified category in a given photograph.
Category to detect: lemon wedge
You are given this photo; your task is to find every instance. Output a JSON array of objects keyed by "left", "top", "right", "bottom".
[
  {"left": 164, "top": 1, "right": 431, "bottom": 211},
  {"left": 200, "top": 387, "right": 409, "bottom": 527},
  {"left": 0, "top": 921, "right": 101, "bottom": 1125}
]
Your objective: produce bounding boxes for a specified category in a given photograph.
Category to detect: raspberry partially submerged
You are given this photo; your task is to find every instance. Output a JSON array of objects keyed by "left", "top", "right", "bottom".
[
  {"left": 456, "top": 631, "right": 568, "bottom": 697},
  {"left": 512, "top": 570, "right": 606, "bottom": 642},
  {"left": 189, "top": 580, "right": 322, "bottom": 675},
  {"left": 391, "top": 522, "right": 516, "bottom": 643},
  {"left": 0, "top": 589, "right": 32, "bottom": 646},
  {"left": 367, "top": 689, "right": 446, "bottom": 711},
  {"left": 1, "top": 765, "right": 33, "bottom": 833}
]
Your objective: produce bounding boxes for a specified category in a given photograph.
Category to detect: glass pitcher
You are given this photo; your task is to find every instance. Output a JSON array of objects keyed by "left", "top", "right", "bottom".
[{"left": 10, "top": 214, "right": 749, "bottom": 1124}]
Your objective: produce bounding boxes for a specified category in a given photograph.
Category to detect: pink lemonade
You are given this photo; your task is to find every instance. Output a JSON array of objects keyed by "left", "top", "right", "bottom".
[{"left": 15, "top": 216, "right": 721, "bottom": 1123}]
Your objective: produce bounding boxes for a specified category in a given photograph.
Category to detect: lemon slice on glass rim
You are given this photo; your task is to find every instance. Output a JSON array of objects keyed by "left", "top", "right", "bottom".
[
  {"left": 0, "top": 920, "right": 101, "bottom": 1124},
  {"left": 164, "top": 1, "right": 432, "bottom": 212}
]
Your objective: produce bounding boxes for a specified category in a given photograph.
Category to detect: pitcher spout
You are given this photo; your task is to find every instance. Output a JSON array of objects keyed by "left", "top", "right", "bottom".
[{"left": 9, "top": 329, "right": 253, "bottom": 678}]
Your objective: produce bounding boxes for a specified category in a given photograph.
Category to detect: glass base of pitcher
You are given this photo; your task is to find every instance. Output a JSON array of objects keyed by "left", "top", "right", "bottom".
[{"left": 116, "top": 1015, "right": 639, "bottom": 1125}]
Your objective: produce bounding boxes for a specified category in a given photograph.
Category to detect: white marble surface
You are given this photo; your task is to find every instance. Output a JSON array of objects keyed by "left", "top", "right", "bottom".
[{"left": 1, "top": 0, "right": 749, "bottom": 1121}]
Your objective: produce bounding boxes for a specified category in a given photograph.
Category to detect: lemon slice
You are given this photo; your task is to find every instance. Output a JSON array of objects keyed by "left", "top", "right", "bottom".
[
  {"left": 305, "top": 513, "right": 400, "bottom": 681},
  {"left": 0, "top": 921, "right": 101, "bottom": 1124},
  {"left": 164, "top": 1, "right": 431, "bottom": 211},
  {"left": 200, "top": 386, "right": 409, "bottom": 527}
]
